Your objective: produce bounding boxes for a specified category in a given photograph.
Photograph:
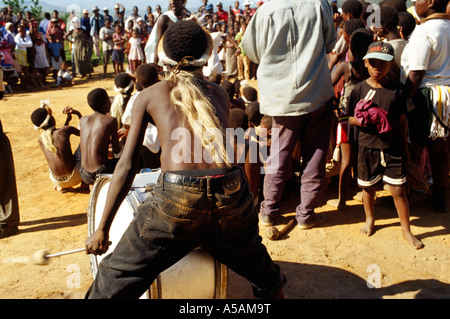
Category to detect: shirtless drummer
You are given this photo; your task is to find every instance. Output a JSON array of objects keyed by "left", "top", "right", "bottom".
[{"left": 85, "top": 20, "right": 286, "bottom": 299}]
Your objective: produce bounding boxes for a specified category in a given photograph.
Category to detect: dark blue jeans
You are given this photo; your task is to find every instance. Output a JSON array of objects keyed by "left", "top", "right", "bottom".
[{"left": 86, "top": 166, "right": 285, "bottom": 298}]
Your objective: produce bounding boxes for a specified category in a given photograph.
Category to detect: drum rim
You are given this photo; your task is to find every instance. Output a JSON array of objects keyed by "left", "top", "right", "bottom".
[{"left": 87, "top": 175, "right": 112, "bottom": 278}]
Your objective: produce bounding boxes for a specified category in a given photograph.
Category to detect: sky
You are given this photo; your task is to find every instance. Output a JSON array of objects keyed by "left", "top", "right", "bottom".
[
  {"left": 32, "top": 0, "right": 413, "bottom": 17},
  {"left": 38, "top": 0, "right": 241, "bottom": 15}
]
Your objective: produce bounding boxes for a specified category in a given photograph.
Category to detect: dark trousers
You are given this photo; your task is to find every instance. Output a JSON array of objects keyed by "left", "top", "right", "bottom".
[
  {"left": 261, "top": 100, "right": 333, "bottom": 224},
  {"left": 0, "top": 127, "right": 20, "bottom": 227},
  {"left": 86, "top": 166, "right": 285, "bottom": 298}
]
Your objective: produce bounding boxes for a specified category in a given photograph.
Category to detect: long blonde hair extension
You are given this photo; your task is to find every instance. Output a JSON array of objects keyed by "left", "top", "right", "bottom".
[
  {"left": 40, "top": 128, "right": 57, "bottom": 154},
  {"left": 165, "top": 70, "right": 231, "bottom": 168}
]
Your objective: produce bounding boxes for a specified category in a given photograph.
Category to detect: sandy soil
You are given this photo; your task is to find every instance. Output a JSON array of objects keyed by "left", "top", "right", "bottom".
[{"left": 0, "top": 66, "right": 449, "bottom": 299}]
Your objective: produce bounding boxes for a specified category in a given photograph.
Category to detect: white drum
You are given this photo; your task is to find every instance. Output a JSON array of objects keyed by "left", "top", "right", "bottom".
[{"left": 87, "top": 170, "right": 227, "bottom": 299}]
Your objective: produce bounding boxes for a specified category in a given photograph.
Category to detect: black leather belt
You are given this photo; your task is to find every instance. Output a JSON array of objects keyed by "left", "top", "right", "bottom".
[{"left": 157, "top": 166, "right": 243, "bottom": 196}]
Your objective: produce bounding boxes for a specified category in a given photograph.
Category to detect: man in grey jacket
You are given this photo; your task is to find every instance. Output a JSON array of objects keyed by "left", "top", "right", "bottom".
[{"left": 242, "top": 0, "right": 336, "bottom": 229}]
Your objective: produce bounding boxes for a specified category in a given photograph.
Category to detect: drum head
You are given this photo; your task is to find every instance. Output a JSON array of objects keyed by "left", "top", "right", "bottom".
[{"left": 88, "top": 171, "right": 161, "bottom": 277}]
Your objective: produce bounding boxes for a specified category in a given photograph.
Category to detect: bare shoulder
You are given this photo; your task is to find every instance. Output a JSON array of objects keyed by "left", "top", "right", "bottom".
[
  {"left": 205, "top": 80, "right": 230, "bottom": 110},
  {"left": 158, "top": 14, "right": 173, "bottom": 27},
  {"left": 137, "top": 79, "right": 229, "bottom": 115},
  {"left": 104, "top": 114, "right": 118, "bottom": 128},
  {"left": 333, "top": 61, "right": 348, "bottom": 77},
  {"left": 80, "top": 113, "right": 116, "bottom": 127},
  {"left": 141, "top": 80, "right": 172, "bottom": 97},
  {"left": 137, "top": 81, "right": 172, "bottom": 108},
  {"left": 56, "top": 125, "right": 79, "bottom": 137},
  {"left": 206, "top": 81, "right": 228, "bottom": 99}
]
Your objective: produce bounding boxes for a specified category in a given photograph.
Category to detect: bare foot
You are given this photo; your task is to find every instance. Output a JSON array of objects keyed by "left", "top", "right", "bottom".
[
  {"left": 360, "top": 220, "right": 374, "bottom": 236},
  {"left": 54, "top": 186, "right": 67, "bottom": 193},
  {"left": 402, "top": 230, "right": 424, "bottom": 250}
]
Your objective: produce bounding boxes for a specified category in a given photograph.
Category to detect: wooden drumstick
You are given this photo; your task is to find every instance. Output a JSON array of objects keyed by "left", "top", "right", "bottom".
[
  {"left": 266, "top": 219, "right": 296, "bottom": 240},
  {"left": 31, "top": 241, "right": 111, "bottom": 265}
]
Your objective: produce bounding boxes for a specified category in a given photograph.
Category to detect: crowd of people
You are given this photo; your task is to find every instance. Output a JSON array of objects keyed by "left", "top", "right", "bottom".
[
  {"left": 0, "top": 0, "right": 263, "bottom": 94},
  {"left": 0, "top": 2, "right": 165, "bottom": 93},
  {"left": 1, "top": 0, "right": 450, "bottom": 298}
]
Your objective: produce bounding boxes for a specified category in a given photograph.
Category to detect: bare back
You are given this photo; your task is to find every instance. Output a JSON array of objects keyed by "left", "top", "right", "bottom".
[
  {"left": 79, "top": 113, "right": 119, "bottom": 173},
  {"left": 129, "top": 79, "right": 231, "bottom": 172},
  {"left": 39, "top": 126, "right": 79, "bottom": 176}
]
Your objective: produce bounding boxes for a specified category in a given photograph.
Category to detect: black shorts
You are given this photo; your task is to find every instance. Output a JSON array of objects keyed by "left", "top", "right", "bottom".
[
  {"left": 357, "top": 146, "right": 406, "bottom": 189},
  {"left": 112, "top": 49, "right": 124, "bottom": 64},
  {"left": 79, "top": 158, "right": 119, "bottom": 185}
]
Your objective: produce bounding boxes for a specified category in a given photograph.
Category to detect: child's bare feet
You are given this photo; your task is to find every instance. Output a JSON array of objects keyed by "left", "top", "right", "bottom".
[
  {"left": 360, "top": 220, "right": 374, "bottom": 236},
  {"left": 402, "top": 230, "right": 424, "bottom": 250}
]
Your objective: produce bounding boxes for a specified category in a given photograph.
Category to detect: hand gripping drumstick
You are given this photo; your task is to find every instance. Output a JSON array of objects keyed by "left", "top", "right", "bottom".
[
  {"left": 266, "top": 219, "right": 296, "bottom": 240},
  {"left": 31, "top": 241, "right": 111, "bottom": 265}
]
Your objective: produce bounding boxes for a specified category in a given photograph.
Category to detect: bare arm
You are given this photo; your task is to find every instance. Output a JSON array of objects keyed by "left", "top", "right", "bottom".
[
  {"left": 109, "top": 120, "right": 121, "bottom": 155},
  {"left": 63, "top": 106, "right": 82, "bottom": 126},
  {"left": 85, "top": 96, "right": 148, "bottom": 255},
  {"left": 118, "top": 4, "right": 126, "bottom": 15},
  {"left": 63, "top": 30, "right": 73, "bottom": 42},
  {"left": 328, "top": 51, "right": 342, "bottom": 70},
  {"left": 331, "top": 61, "right": 346, "bottom": 86},
  {"left": 405, "top": 70, "right": 426, "bottom": 98},
  {"left": 152, "top": 15, "right": 171, "bottom": 64},
  {"left": 348, "top": 116, "right": 363, "bottom": 126},
  {"left": 225, "top": 33, "right": 238, "bottom": 48},
  {"left": 113, "top": 33, "right": 125, "bottom": 46},
  {"left": 61, "top": 124, "right": 80, "bottom": 137},
  {"left": 399, "top": 113, "right": 411, "bottom": 163}
]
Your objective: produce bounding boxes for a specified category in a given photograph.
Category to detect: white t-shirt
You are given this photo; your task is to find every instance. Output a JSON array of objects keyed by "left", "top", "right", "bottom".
[
  {"left": 400, "top": 18, "right": 450, "bottom": 87},
  {"left": 99, "top": 26, "right": 115, "bottom": 51},
  {"left": 122, "top": 92, "right": 161, "bottom": 153},
  {"left": 385, "top": 38, "right": 407, "bottom": 70}
]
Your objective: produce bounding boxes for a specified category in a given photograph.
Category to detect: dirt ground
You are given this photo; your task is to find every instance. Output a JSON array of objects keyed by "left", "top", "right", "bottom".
[{"left": 0, "top": 66, "right": 449, "bottom": 299}]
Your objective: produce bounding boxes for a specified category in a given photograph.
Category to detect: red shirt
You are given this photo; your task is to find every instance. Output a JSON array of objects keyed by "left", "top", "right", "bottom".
[
  {"left": 217, "top": 9, "right": 228, "bottom": 23},
  {"left": 232, "top": 8, "right": 243, "bottom": 16}
]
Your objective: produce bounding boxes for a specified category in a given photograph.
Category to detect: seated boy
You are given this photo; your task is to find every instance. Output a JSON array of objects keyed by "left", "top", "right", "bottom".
[
  {"left": 79, "top": 88, "right": 122, "bottom": 185},
  {"left": 54, "top": 61, "right": 73, "bottom": 87},
  {"left": 30, "top": 101, "right": 87, "bottom": 192},
  {"left": 348, "top": 41, "right": 424, "bottom": 250}
]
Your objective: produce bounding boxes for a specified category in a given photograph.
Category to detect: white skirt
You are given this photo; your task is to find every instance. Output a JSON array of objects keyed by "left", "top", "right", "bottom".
[{"left": 34, "top": 44, "right": 50, "bottom": 69}]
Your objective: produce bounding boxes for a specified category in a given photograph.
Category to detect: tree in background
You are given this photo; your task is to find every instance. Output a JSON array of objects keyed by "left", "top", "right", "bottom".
[
  {"left": 2, "top": 0, "right": 42, "bottom": 18},
  {"left": 29, "top": 0, "right": 42, "bottom": 18}
]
